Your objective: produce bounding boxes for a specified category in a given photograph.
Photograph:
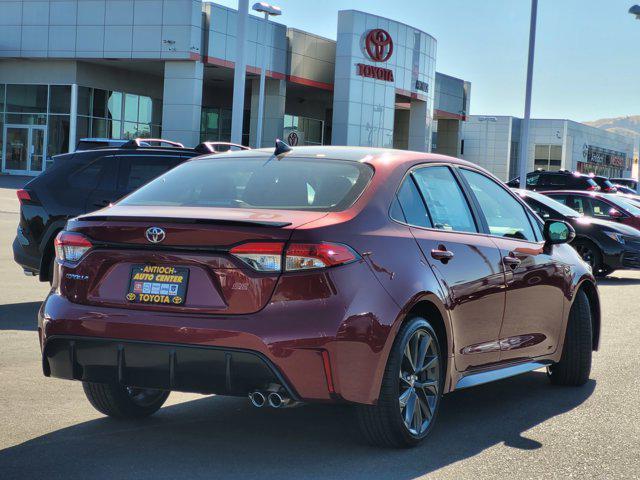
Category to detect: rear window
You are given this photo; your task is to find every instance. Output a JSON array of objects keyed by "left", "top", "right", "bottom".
[
  {"left": 119, "top": 156, "right": 373, "bottom": 212},
  {"left": 578, "top": 177, "right": 599, "bottom": 189}
]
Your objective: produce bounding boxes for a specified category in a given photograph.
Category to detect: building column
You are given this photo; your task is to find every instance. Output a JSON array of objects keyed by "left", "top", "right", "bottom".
[
  {"left": 249, "top": 78, "right": 286, "bottom": 148},
  {"left": 161, "top": 61, "right": 204, "bottom": 147},
  {"left": 68, "top": 83, "right": 78, "bottom": 152},
  {"left": 408, "top": 98, "right": 432, "bottom": 152}
]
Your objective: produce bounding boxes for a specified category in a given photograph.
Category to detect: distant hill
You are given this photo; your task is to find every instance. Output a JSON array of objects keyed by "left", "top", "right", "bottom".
[{"left": 583, "top": 116, "right": 640, "bottom": 138}]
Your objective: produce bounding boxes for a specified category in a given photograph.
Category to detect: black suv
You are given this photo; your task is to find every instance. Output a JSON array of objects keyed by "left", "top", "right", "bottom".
[
  {"left": 13, "top": 139, "right": 249, "bottom": 282},
  {"left": 507, "top": 170, "right": 600, "bottom": 191}
]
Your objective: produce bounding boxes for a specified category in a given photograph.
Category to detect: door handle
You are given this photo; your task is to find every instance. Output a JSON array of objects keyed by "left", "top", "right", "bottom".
[
  {"left": 431, "top": 247, "right": 454, "bottom": 263},
  {"left": 503, "top": 255, "right": 521, "bottom": 269},
  {"left": 92, "top": 200, "right": 110, "bottom": 208}
]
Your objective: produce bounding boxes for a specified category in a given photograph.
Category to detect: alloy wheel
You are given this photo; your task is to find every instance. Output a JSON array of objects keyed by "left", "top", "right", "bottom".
[{"left": 399, "top": 328, "right": 440, "bottom": 436}]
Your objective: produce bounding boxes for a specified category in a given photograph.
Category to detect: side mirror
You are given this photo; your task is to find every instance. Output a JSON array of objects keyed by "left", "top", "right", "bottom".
[
  {"left": 543, "top": 220, "right": 575, "bottom": 245},
  {"left": 609, "top": 208, "right": 623, "bottom": 220}
]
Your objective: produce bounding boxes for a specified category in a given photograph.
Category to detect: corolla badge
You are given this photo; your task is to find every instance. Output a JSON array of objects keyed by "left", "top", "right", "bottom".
[{"left": 145, "top": 227, "right": 166, "bottom": 244}]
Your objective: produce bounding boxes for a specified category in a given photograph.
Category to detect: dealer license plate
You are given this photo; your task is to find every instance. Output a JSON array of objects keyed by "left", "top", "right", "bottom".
[{"left": 126, "top": 265, "right": 189, "bottom": 305}]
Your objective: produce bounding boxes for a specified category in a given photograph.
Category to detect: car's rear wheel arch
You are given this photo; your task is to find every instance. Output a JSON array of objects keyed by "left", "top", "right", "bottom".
[{"left": 392, "top": 297, "right": 451, "bottom": 388}]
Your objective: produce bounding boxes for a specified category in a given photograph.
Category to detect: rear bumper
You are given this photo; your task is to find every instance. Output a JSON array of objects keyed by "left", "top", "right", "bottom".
[
  {"left": 13, "top": 232, "right": 40, "bottom": 274},
  {"left": 43, "top": 336, "right": 299, "bottom": 400},
  {"left": 38, "top": 260, "right": 400, "bottom": 405}
]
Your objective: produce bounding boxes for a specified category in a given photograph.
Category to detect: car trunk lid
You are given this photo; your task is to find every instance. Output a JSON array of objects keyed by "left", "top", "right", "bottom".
[{"left": 60, "top": 206, "right": 327, "bottom": 314}]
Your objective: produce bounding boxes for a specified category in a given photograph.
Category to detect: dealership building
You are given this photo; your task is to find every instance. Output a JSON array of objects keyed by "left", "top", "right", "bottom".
[
  {"left": 0, "top": 0, "right": 471, "bottom": 175},
  {"left": 1, "top": 1, "right": 634, "bottom": 182},
  {"left": 460, "top": 116, "right": 636, "bottom": 181}
]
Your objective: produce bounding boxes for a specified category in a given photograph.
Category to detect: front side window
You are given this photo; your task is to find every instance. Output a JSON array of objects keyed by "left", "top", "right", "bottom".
[
  {"left": 461, "top": 169, "right": 537, "bottom": 241},
  {"left": 588, "top": 198, "right": 614, "bottom": 218},
  {"left": 412, "top": 166, "right": 477, "bottom": 233},
  {"left": 120, "top": 157, "right": 373, "bottom": 212},
  {"left": 552, "top": 194, "right": 587, "bottom": 215}
]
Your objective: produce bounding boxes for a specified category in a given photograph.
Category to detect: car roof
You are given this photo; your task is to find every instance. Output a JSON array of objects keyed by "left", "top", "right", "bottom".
[
  {"left": 191, "top": 145, "right": 482, "bottom": 172},
  {"left": 543, "top": 190, "right": 601, "bottom": 195}
]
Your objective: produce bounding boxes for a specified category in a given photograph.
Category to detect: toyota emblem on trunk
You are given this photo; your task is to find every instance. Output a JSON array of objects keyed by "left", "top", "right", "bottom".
[{"left": 145, "top": 227, "right": 166, "bottom": 244}]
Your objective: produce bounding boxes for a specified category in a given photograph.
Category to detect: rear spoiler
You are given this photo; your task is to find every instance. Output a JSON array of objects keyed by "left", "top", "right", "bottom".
[{"left": 74, "top": 215, "right": 292, "bottom": 228}]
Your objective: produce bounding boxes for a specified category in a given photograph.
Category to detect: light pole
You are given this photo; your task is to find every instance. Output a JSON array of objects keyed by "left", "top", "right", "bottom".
[
  {"left": 518, "top": 0, "right": 538, "bottom": 189},
  {"left": 231, "top": 0, "right": 249, "bottom": 145},
  {"left": 629, "top": 6, "right": 640, "bottom": 191},
  {"left": 252, "top": 2, "right": 282, "bottom": 148}
]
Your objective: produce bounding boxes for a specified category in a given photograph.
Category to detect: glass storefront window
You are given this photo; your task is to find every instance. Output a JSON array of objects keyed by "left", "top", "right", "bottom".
[
  {"left": 124, "top": 94, "right": 139, "bottom": 122},
  {"left": 199, "top": 107, "right": 247, "bottom": 144},
  {"left": 91, "top": 117, "right": 109, "bottom": 138},
  {"left": 77, "top": 116, "right": 90, "bottom": 143},
  {"left": 49, "top": 85, "right": 71, "bottom": 114},
  {"left": 138, "top": 97, "right": 152, "bottom": 124},
  {"left": 48, "top": 115, "right": 70, "bottom": 159},
  {"left": 92, "top": 89, "right": 108, "bottom": 118},
  {"left": 111, "top": 120, "right": 122, "bottom": 138},
  {"left": 6, "top": 84, "right": 48, "bottom": 113},
  {"left": 1, "top": 83, "right": 160, "bottom": 174},
  {"left": 123, "top": 121, "right": 138, "bottom": 139},
  {"left": 77, "top": 86, "right": 92, "bottom": 116},
  {"left": 108, "top": 92, "right": 122, "bottom": 120},
  {"left": 283, "top": 114, "right": 324, "bottom": 145},
  {"left": 534, "top": 144, "right": 562, "bottom": 171},
  {"left": 6, "top": 113, "right": 47, "bottom": 125}
]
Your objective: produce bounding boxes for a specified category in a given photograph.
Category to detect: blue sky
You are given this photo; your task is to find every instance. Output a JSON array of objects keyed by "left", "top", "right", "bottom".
[{"left": 211, "top": 0, "right": 640, "bottom": 122}]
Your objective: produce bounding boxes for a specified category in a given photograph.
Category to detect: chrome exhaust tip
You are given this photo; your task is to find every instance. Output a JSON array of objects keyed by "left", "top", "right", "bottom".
[
  {"left": 268, "top": 391, "right": 288, "bottom": 408},
  {"left": 248, "top": 391, "right": 266, "bottom": 408}
]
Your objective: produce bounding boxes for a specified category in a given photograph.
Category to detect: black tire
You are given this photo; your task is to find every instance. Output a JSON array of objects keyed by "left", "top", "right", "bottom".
[
  {"left": 548, "top": 289, "right": 592, "bottom": 386},
  {"left": 356, "top": 317, "right": 443, "bottom": 448},
  {"left": 572, "top": 239, "right": 605, "bottom": 275},
  {"left": 47, "top": 256, "right": 55, "bottom": 286},
  {"left": 82, "top": 382, "right": 170, "bottom": 418}
]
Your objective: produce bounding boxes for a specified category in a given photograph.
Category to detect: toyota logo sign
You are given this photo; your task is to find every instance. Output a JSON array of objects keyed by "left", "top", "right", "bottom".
[
  {"left": 365, "top": 29, "right": 393, "bottom": 62},
  {"left": 287, "top": 131, "right": 299, "bottom": 146},
  {"left": 145, "top": 227, "right": 166, "bottom": 244}
]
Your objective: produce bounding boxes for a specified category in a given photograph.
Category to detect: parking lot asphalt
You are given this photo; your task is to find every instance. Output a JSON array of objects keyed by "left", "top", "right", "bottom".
[{"left": 0, "top": 177, "right": 638, "bottom": 480}]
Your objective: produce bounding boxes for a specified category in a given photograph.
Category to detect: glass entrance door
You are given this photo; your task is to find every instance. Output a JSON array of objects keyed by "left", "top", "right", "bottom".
[{"left": 2, "top": 125, "right": 47, "bottom": 175}]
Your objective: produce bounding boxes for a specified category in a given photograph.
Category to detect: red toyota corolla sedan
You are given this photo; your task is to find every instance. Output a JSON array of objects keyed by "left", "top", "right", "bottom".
[{"left": 39, "top": 145, "right": 600, "bottom": 448}]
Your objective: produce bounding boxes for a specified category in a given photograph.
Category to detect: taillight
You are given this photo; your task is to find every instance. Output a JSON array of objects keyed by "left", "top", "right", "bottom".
[
  {"left": 285, "top": 243, "right": 358, "bottom": 271},
  {"left": 587, "top": 185, "right": 597, "bottom": 191},
  {"left": 54, "top": 231, "right": 93, "bottom": 263},
  {"left": 16, "top": 189, "right": 31, "bottom": 204},
  {"left": 229, "top": 241, "right": 359, "bottom": 272},
  {"left": 229, "top": 242, "right": 284, "bottom": 272}
]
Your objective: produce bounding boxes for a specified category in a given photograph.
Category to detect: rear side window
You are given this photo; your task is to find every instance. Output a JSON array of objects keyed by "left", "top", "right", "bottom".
[
  {"left": 392, "top": 177, "right": 431, "bottom": 227},
  {"left": 574, "top": 177, "right": 598, "bottom": 189},
  {"left": 539, "top": 174, "right": 566, "bottom": 188},
  {"left": 117, "top": 156, "right": 182, "bottom": 192},
  {"left": 551, "top": 194, "right": 587, "bottom": 215},
  {"left": 68, "top": 156, "right": 115, "bottom": 190},
  {"left": 525, "top": 198, "right": 554, "bottom": 220},
  {"left": 412, "top": 166, "right": 477, "bottom": 233},
  {"left": 120, "top": 156, "right": 373, "bottom": 212}
]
